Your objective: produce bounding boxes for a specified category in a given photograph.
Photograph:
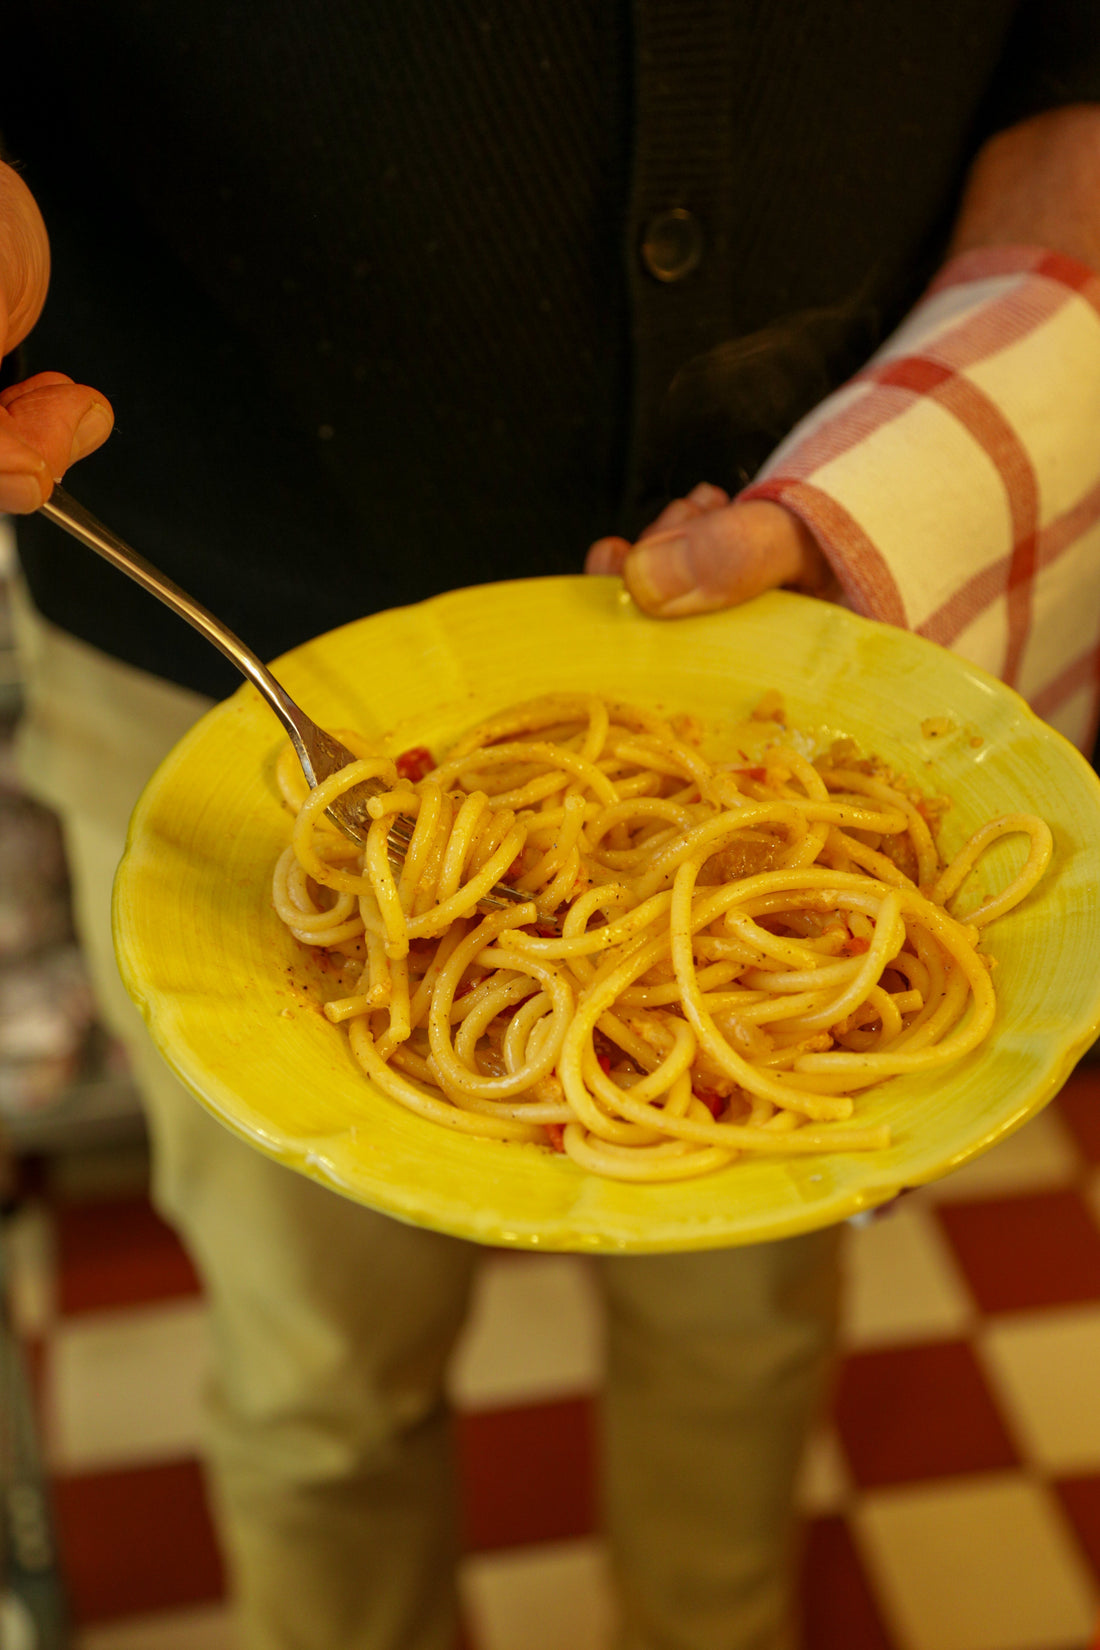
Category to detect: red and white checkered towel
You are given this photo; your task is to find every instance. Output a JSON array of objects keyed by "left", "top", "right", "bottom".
[{"left": 741, "top": 247, "right": 1100, "bottom": 755}]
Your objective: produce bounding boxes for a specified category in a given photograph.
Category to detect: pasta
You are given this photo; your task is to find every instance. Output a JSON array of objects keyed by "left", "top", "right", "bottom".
[{"left": 271, "top": 693, "right": 1052, "bottom": 1181}]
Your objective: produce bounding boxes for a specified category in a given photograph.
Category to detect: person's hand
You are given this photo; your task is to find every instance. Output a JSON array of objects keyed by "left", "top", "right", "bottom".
[
  {"left": 588, "top": 106, "right": 1100, "bottom": 622},
  {"left": 0, "top": 162, "right": 114, "bottom": 513},
  {"left": 585, "top": 483, "right": 833, "bottom": 616}
]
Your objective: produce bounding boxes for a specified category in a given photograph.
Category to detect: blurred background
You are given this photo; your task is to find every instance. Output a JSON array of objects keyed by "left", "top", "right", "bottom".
[
  {"left": 0, "top": 510, "right": 1098, "bottom": 1650},
  {"left": 0, "top": 516, "right": 142, "bottom": 1163}
]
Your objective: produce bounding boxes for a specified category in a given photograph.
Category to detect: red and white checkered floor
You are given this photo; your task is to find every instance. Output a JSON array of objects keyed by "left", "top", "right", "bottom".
[{"left": 4, "top": 1065, "right": 1100, "bottom": 1650}]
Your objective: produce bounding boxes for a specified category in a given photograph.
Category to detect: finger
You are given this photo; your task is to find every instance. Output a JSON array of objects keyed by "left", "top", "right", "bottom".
[
  {"left": 0, "top": 164, "right": 51, "bottom": 349},
  {"left": 636, "top": 481, "right": 732, "bottom": 543},
  {"left": 621, "top": 499, "right": 831, "bottom": 617},
  {"left": 0, "top": 370, "right": 76, "bottom": 406},
  {"left": 585, "top": 536, "right": 632, "bottom": 575},
  {"left": 0, "top": 435, "right": 52, "bottom": 514},
  {"left": 0, "top": 375, "right": 114, "bottom": 509},
  {"left": 685, "top": 481, "right": 731, "bottom": 510},
  {"left": 586, "top": 483, "right": 733, "bottom": 574}
]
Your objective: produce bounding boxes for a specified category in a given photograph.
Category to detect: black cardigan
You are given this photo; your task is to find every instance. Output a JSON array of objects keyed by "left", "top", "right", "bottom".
[{"left": 5, "top": 0, "right": 1099, "bottom": 696}]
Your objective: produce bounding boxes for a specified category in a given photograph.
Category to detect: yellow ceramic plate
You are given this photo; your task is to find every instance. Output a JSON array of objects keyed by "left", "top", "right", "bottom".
[{"left": 114, "top": 579, "right": 1100, "bottom": 1251}]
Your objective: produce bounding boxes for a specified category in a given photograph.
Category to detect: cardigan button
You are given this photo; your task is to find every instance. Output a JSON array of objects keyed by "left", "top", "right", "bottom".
[{"left": 640, "top": 208, "right": 704, "bottom": 283}]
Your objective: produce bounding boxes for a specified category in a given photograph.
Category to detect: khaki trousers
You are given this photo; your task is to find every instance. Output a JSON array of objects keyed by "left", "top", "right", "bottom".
[{"left": 13, "top": 587, "right": 840, "bottom": 1650}]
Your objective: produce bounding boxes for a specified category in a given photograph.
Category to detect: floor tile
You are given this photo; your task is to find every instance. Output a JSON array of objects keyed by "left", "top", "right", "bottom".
[
  {"left": 979, "top": 1305, "right": 1100, "bottom": 1472},
  {"left": 856, "top": 1473, "right": 1099, "bottom": 1650},
  {"left": 458, "top": 1396, "right": 596, "bottom": 1553},
  {"left": 459, "top": 1537, "right": 616, "bottom": 1650},
  {"left": 52, "top": 1458, "right": 225, "bottom": 1625},
  {"left": 19, "top": 1070, "right": 1100, "bottom": 1650},
  {"left": 921, "top": 1105, "right": 1083, "bottom": 1201},
  {"left": 54, "top": 1195, "right": 200, "bottom": 1315},
  {"left": 840, "top": 1199, "right": 972, "bottom": 1348},
  {"left": 800, "top": 1515, "right": 892, "bottom": 1650},
  {"left": 936, "top": 1189, "right": 1100, "bottom": 1312},
  {"left": 448, "top": 1254, "right": 604, "bottom": 1410},
  {"left": 76, "top": 1603, "right": 240, "bottom": 1650},
  {"left": 1056, "top": 1472, "right": 1100, "bottom": 1584},
  {"left": 833, "top": 1340, "right": 1018, "bottom": 1489},
  {"left": 1058, "top": 1068, "right": 1100, "bottom": 1164},
  {"left": 47, "top": 1298, "right": 210, "bottom": 1471}
]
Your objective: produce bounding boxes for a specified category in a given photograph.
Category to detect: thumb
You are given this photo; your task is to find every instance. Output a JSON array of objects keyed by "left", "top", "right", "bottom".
[
  {"left": 620, "top": 499, "right": 830, "bottom": 617},
  {"left": 0, "top": 373, "right": 115, "bottom": 512}
]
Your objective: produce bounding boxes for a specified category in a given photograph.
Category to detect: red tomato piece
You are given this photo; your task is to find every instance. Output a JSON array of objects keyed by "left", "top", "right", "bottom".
[{"left": 395, "top": 745, "right": 435, "bottom": 782}]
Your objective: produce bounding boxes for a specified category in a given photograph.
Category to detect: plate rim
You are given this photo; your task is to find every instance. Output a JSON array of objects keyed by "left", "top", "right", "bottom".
[{"left": 113, "top": 579, "right": 1100, "bottom": 1251}]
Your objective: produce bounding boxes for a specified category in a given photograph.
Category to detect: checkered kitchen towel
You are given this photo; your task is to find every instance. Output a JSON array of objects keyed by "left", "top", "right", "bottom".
[{"left": 741, "top": 247, "right": 1100, "bottom": 754}]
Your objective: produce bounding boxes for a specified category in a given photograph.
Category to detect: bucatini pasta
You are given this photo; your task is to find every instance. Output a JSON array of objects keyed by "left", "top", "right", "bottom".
[{"left": 271, "top": 693, "right": 1052, "bottom": 1181}]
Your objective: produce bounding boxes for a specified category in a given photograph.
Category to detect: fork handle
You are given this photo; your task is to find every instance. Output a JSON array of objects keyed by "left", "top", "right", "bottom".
[{"left": 40, "top": 485, "right": 324, "bottom": 781}]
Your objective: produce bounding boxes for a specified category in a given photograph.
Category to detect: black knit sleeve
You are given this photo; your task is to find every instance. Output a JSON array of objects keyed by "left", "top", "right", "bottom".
[{"left": 983, "top": 0, "right": 1100, "bottom": 130}]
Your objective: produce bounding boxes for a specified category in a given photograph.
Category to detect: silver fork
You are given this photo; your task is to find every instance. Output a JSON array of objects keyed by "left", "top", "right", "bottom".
[{"left": 39, "top": 486, "right": 528, "bottom": 910}]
